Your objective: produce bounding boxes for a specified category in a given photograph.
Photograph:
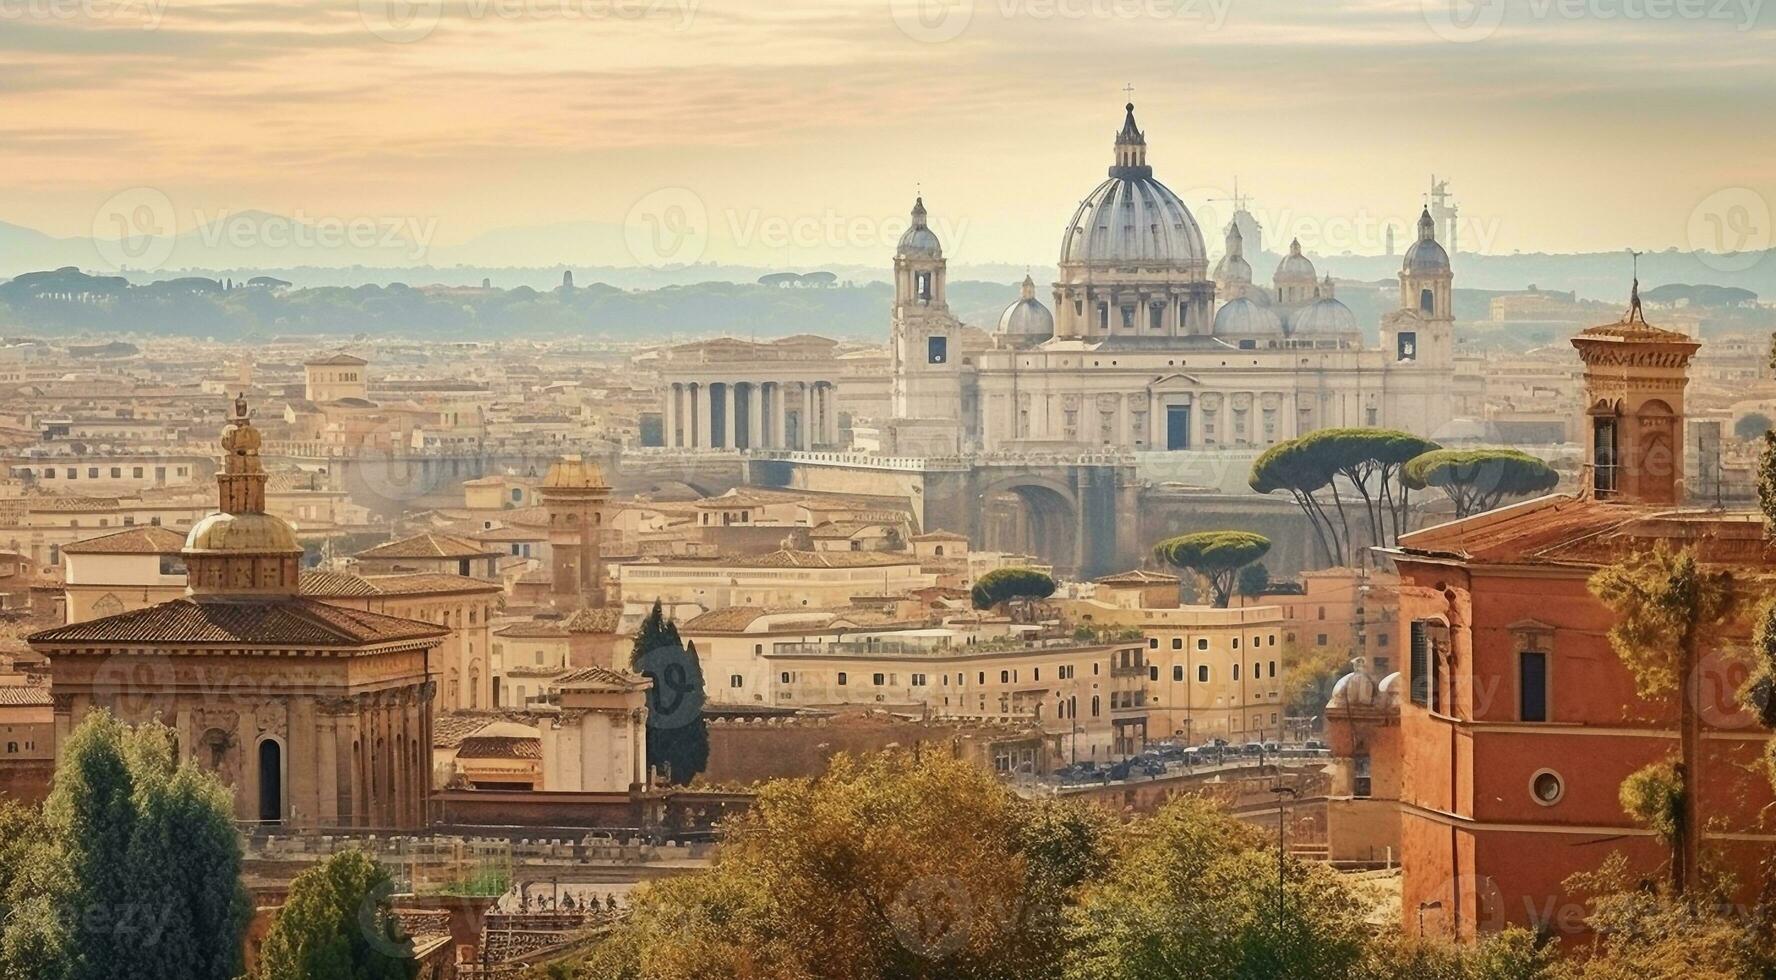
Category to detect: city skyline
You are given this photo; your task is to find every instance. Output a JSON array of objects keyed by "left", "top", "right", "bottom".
[{"left": 1, "top": 0, "right": 1771, "bottom": 267}]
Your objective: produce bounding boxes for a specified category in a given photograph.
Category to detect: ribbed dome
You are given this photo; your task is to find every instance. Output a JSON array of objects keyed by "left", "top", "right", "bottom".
[
  {"left": 997, "top": 275, "right": 1054, "bottom": 341},
  {"left": 1213, "top": 297, "right": 1283, "bottom": 336},
  {"left": 1058, "top": 104, "right": 1205, "bottom": 270},
  {"left": 1060, "top": 178, "right": 1205, "bottom": 268},
  {"left": 1327, "top": 670, "right": 1378, "bottom": 710},
  {"left": 184, "top": 511, "right": 301, "bottom": 555},
  {"left": 1403, "top": 207, "right": 1450, "bottom": 274},
  {"left": 1274, "top": 238, "right": 1316, "bottom": 283},
  {"left": 1288, "top": 296, "right": 1359, "bottom": 336},
  {"left": 897, "top": 197, "right": 942, "bottom": 258}
]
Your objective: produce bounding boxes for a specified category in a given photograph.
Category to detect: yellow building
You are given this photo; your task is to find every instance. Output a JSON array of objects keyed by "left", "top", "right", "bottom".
[
  {"left": 615, "top": 550, "right": 937, "bottom": 619},
  {"left": 1063, "top": 571, "right": 1287, "bottom": 745},
  {"left": 300, "top": 570, "right": 502, "bottom": 712}
]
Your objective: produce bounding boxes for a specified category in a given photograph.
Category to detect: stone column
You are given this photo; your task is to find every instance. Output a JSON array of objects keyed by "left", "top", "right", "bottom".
[
  {"left": 317, "top": 707, "right": 339, "bottom": 828},
  {"left": 722, "top": 383, "right": 737, "bottom": 450},
  {"left": 802, "top": 383, "right": 815, "bottom": 449},
  {"left": 688, "top": 384, "right": 702, "bottom": 448},
  {"left": 772, "top": 383, "right": 788, "bottom": 449},
  {"left": 664, "top": 383, "right": 679, "bottom": 448},
  {"left": 747, "top": 383, "right": 763, "bottom": 450}
]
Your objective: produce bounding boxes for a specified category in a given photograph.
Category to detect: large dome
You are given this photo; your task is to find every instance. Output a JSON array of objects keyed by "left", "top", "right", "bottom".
[
  {"left": 1058, "top": 104, "right": 1206, "bottom": 270},
  {"left": 183, "top": 511, "right": 301, "bottom": 555}
]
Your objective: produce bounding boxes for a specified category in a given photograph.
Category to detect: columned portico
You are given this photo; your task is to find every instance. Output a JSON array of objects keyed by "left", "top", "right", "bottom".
[{"left": 660, "top": 368, "right": 840, "bottom": 451}]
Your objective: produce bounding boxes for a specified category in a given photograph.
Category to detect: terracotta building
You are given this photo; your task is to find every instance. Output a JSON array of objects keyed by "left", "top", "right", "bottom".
[
  {"left": 30, "top": 397, "right": 445, "bottom": 829},
  {"left": 1382, "top": 290, "right": 1776, "bottom": 941}
]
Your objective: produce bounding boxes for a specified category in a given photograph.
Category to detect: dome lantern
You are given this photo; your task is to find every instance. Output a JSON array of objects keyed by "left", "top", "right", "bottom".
[{"left": 183, "top": 394, "right": 303, "bottom": 598}]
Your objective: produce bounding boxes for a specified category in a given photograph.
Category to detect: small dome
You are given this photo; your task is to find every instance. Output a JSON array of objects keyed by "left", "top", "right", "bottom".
[
  {"left": 1213, "top": 296, "right": 1283, "bottom": 337},
  {"left": 183, "top": 511, "right": 301, "bottom": 555},
  {"left": 896, "top": 197, "right": 942, "bottom": 259},
  {"left": 1378, "top": 671, "right": 1403, "bottom": 708},
  {"left": 544, "top": 453, "right": 609, "bottom": 490},
  {"left": 1403, "top": 207, "right": 1450, "bottom": 274},
  {"left": 1213, "top": 220, "right": 1253, "bottom": 286},
  {"left": 997, "top": 275, "right": 1054, "bottom": 341},
  {"left": 1327, "top": 670, "right": 1379, "bottom": 710},
  {"left": 1274, "top": 238, "right": 1316, "bottom": 283},
  {"left": 1288, "top": 296, "right": 1359, "bottom": 336}
]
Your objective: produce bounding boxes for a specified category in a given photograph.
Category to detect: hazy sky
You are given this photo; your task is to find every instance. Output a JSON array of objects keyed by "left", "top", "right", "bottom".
[{"left": 3, "top": 0, "right": 1772, "bottom": 267}]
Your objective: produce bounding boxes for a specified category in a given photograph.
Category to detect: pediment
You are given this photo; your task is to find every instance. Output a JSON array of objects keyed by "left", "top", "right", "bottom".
[{"left": 1148, "top": 373, "right": 1203, "bottom": 390}]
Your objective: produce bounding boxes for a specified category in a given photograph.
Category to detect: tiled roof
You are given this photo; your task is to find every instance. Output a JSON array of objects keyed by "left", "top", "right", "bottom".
[
  {"left": 304, "top": 353, "right": 368, "bottom": 366},
  {"left": 1096, "top": 569, "right": 1180, "bottom": 585},
  {"left": 494, "top": 622, "right": 569, "bottom": 639},
  {"left": 909, "top": 530, "right": 969, "bottom": 542},
  {"left": 736, "top": 549, "right": 920, "bottom": 570},
  {"left": 356, "top": 532, "right": 496, "bottom": 561},
  {"left": 433, "top": 710, "right": 531, "bottom": 748},
  {"left": 62, "top": 525, "right": 187, "bottom": 556},
  {"left": 680, "top": 607, "right": 772, "bottom": 632},
  {"left": 1392, "top": 495, "right": 1776, "bottom": 569},
  {"left": 555, "top": 665, "right": 649, "bottom": 691},
  {"left": 29, "top": 597, "right": 448, "bottom": 648},
  {"left": 300, "top": 570, "right": 502, "bottom": 598},
  {"left": 457, "top": 735, "right": 541, "bottom": 760},
  {"left": 563, "top": 607, "right": 620, "bottom": 634},
  {"left": 0, "top": 684, "right": 52, "bottom": 706}
]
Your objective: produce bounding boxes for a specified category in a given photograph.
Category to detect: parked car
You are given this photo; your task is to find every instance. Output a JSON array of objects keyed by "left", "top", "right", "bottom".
[{"left": 1303, "top": 739, "right": 1328, "bottom": 752}]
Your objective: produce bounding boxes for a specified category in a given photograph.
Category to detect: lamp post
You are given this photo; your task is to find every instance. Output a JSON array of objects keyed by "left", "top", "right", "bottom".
[
  {"left": 1271, "top": 785, "right": 1299, "bottom": 928},
  {"left": 1417, "top": 899, "right": 1444, "bottom": 936}
]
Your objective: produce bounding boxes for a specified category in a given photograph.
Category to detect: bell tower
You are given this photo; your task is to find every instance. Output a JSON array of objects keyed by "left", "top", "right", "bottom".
[
  {"left": 539, "top": 454, "right": 612, "bottom": 608},
  {"left": 1571, "top": 279, "right": 1699, "bottom": 506},
  {"left": 889, "top": 196, "right": 964, "bottom": 448}
]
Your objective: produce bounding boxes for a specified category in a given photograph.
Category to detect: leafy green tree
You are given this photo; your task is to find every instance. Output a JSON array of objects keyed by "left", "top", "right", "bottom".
[
  {"left": 1404, "top": 449, "right": 1560, "bottom": 519},
  {"left": 1734, "top": 412, "right": 1772, "bottom": 441},
  {"left": 1153, "top": 532, "right": 1271, "bottom": 608},
  {"left": 970, "top": 567, "right": 1057, "bottom": 614},
  {"left": 1236, "top": 562, "right": 1271, "bottom": 599},
  {"left": 0, "top": 710, "right": 251, "bottom": 980},
  {"left": 1250, "top": 429, "right": 1438, "bottom": 566},
  {"left": 1588, "top": 545, "right": 1734, "bottom": 895},
  {"left": 630, "top": 600, "right": 709, "bottom": 786},
  {"left": 256, "top": 850, "right": 415, "bottom": 980}
]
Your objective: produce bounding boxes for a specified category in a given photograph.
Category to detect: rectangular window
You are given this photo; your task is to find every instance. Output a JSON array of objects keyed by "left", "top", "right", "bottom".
[
  {"left": 1593, "top": 418, "right": 1618, "bottom": 496},
  {"left": 927, "top": 336, "right": 948, "bottom": 364},
  {"left": 838, "top": 672, "right": 848, "bottom": 686},
  {"left": 1409, "top": 620, "right": 1432, "bottom": 708},
  {"left": 1172, "top": 665, "right": 1183, "bottom": 682},
  {"left": 1197, "top": 665, "right": 1209, "bottom": 682},
  {"left": 1396, "top": 330, "right": 1418, "bottom": 361},
  {"left": 1519, "top": 650, "right": 1549, "bottom": 722}
]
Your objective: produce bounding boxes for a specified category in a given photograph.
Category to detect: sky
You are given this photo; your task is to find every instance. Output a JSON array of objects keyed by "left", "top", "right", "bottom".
[{"left": 2, "top": 0, "right": 1772, "bottom": 269}]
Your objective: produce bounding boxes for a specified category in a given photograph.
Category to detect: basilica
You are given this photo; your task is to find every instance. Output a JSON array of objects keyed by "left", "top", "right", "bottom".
[{"left": 877, "top": 103, "right": 1458, "bottom": 456}]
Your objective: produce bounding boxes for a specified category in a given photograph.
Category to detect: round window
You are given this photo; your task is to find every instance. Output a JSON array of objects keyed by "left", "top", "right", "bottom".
[{"left": 1530, "top": 769, "right": 1564, "bottom": 806}]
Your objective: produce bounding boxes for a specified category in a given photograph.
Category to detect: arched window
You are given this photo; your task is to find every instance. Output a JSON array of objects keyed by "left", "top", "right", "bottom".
[
  {"left": 1091, "top": 695, "right": 1101, "bottom": 718},
  {"left": 1419, "top": 288, "right": 1434, "bottom": 313},
  {"left": 257, "top": 738, "right": 283, "bottom": 824}
]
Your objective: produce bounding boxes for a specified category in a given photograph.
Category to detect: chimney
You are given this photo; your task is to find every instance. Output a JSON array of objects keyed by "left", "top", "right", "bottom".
[{"left": 1570, "top": 281, "right": 1699, "bottom": 506}]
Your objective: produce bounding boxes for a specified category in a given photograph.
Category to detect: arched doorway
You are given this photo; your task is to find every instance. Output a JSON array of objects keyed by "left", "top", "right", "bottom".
[
  {"left": 257, "top": 738, "right": 283, "bottom": 824},
  {"left": 981, "top": 481, "right": 1079, "bottom": 576}
]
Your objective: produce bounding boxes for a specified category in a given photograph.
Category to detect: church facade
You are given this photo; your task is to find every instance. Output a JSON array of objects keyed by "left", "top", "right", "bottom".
[{"left": 878, "top": 103, "right": 1457, "bottom": 456}]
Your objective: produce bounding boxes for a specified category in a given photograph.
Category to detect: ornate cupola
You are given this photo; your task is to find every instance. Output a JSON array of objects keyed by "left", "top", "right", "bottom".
[
  {"left": 1571, "top": 277, "right": 1700, "bottom": 506},
  {"left": 1110, "top": 102, "right": 1151, "bottom": 178},
  {"left": 182, "top": 393, "right": 304, "bottom": 598}
]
